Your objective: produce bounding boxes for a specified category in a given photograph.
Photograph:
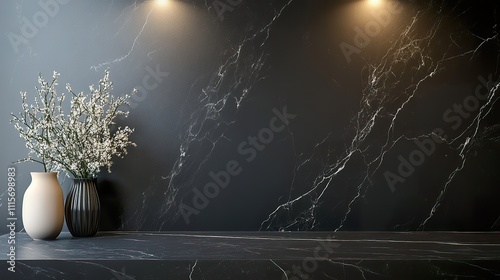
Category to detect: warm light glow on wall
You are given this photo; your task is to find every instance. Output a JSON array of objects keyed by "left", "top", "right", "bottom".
[
  {"left": 369, "top": 0, "right": 382, "bottom": 6},
  {"left": 156, "top": 0, "right": 169, "bottom": 6}
]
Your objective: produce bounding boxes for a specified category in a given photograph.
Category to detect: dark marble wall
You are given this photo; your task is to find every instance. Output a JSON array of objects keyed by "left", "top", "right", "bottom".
[{"left": 0, "top": 0, "right": 499, "bottom": 235}]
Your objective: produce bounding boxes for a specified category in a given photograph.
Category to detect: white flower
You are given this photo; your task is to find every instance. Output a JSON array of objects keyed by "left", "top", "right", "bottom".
[{"left": 11, "top": 70, "right": 136, "bottom": 178}]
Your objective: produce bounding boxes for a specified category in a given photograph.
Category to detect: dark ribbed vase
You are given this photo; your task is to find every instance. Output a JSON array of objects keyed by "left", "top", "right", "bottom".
[{"left": 65, "top": 178, "right": 100, "bottom": 237}]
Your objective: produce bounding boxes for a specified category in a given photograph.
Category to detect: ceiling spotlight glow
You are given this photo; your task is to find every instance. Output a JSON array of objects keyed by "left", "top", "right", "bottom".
[
  {"left": 156, "top": 0, "right": 168, "bottom": 6},
  {"left": 369, "top": 0, "right": 382, "bottom": 6}
]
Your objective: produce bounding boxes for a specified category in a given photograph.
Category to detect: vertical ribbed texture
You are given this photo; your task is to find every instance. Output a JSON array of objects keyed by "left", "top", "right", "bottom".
[{"left": 65, "top": 178, "right": 100, "bottom": 237}]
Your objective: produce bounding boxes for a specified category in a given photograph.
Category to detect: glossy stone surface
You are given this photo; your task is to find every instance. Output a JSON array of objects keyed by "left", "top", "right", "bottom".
[
  {"left": 1, "top": 231, "right": 500, "bottom": 279},
  {"left": 1, "top": 0, "right": 500, "bottom": 234}
]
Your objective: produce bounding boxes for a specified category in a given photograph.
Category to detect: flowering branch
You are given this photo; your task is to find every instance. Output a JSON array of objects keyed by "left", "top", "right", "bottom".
[{"left": 11, "top": 70, "right": 137, "bottom": 178}]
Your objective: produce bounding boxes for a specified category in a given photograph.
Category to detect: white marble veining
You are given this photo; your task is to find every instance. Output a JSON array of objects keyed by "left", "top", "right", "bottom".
[
  {"left": 1, "top": 0, "right": 499, "bottom": 233},
  {"left": 1, "top": 231, "right": 500, "bottom": 279}
]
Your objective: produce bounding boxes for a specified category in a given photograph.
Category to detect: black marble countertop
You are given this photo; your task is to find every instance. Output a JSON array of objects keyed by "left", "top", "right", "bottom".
[
  {"left": 2, "top": 231, "right": 500, "bottom": 261},
  {"left": 2, "top": 231, "right": 500, "bottom": 279}
]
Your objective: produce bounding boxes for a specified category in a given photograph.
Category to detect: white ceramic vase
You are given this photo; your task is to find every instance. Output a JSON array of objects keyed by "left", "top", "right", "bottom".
[{"left": 22, "top": 172, "right": 64, "bottom": 240}]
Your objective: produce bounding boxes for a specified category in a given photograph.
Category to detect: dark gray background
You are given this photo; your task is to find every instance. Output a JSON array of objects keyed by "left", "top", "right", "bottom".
[{"left": 1, "top": 0, "right": 499, "bottom": 235}]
